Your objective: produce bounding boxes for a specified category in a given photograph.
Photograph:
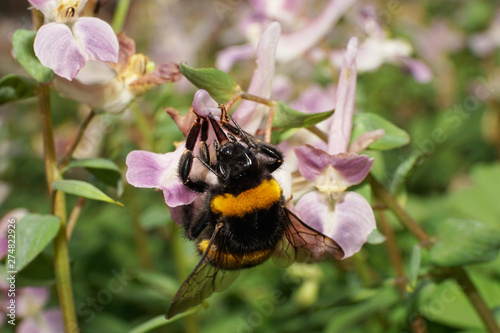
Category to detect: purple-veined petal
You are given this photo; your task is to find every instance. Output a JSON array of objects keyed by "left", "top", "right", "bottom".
[
  {"left": 233, "top": 22, "right": 280, "bottom": 134},
  {"left": 72, "top": 17, "right": 119, "bottom": 64},
  {"left": 33, "top": 22, "right": 85, "bottom": 80},
  {"left": 400, "top": 58, "right": 433, "bottom": 83},
  {"left": 126, "top": 146, "right": 199, "bottom": 207},
  {"left": 17, "top": 287, "right": 50, "bottom": 318},
  {"left": 296, "top": 191, "right": 376, "bottom": 259},
  {"left": 349, "top": 129, "right": 385, "bottom": 154},
  {"left": 328, "top": 37, "right": 358, "bottom": 154},
  {"left": 163, "top": 182, "right": 199, "bottom": 207},
  {"left": 276, "top": 0, "right": 355, "bottom": 62},
  {"left": 295, "top": 191, "right": 330, "bottom": 234},
  {"left": 330, "top": 191, "right": 376, "bottom": 258},
  {"left": 192, "top": 90, "right": 220, "bottom": 118},
  {"left": 18, "top": 309, "right": 64, "bottom": 333},
  {"left": 294, "top": 144, "right": 331, "bottom": 181},
  {"left": 216, "top": 44, "right": 255, "bottom": 72},
  {"left": 328, "top": 152, "right": 374, "bottom": 187},
  {"left": 126, "top": 149, "right": 178, "bottom": 189}
]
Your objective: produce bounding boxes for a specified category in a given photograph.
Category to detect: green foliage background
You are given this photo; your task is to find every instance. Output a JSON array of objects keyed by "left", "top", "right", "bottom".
[{"left": 1, "top": 0, "right": 500, "bottom": 332}]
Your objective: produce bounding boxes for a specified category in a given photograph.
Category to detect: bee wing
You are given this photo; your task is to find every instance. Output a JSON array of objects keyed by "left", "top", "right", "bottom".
[
  {"left": 166, "top": 231, "right": 239, "bottom": 319},
  {"left": 274, "top": 207, "right": 344, "bottom": 266}
]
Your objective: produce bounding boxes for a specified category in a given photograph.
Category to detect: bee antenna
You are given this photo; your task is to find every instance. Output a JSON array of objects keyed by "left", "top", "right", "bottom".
[{"left": 228, "top": 115, "right": 256, "bottom": 148}]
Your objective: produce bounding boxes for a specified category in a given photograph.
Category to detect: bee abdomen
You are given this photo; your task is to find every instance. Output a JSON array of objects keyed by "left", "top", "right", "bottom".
[{"left": 197, "top": 239, "right": 274, "bottom": 270}]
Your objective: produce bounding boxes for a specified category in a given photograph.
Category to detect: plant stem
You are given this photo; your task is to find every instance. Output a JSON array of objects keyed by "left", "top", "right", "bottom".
[
  {"left": 240, "top": 91, "right": 277, "bottom": 107},
  {"left": 66, "top": 197, "right": 86, "bottom": 241},
  {"left": 59, "top": 109, "right": 96, "bottom": 169},
  {"left": 225, "top": 94, "right": 242, "bottom": 110},
  {"left": 264, "top": 105, "right": 276, "bottom": 143},
  {"left": 367, "top": 173, "right": 431, "bottom": 244},
  {"left": 454, "top": 268, "right": 500, "bottom": 333},
  {"left": 111, "top": 0, "right": 131, "bottom": 32},
  {"left": 38, "top": 83, "right": 79, "bottom": 332},
  {"left": 306, "top": 125, "right": 328, "bottom": 142},
  {"left": 376, "top": 207, "right": 406, "bottom": 295}
]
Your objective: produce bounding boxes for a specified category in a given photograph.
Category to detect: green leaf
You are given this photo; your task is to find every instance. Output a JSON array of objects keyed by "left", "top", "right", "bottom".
[
  {"left": 325, "top": 287, "right": 399, "bottom": 332},
  {"left": 63, "top": 158, "right": 122, "bottom": 190},
  {"left": 0, "top": 74, "right": 37, "bottom": 104},
  {"left": 449, "top": 163, "right": 500, "bottom": 230},
  {"left": 418, "top": 271, "right": 500, "bottom": 329},
  {"left": 52, "top": 180, "right": 123, "bottom": 206},
  {"left": 351, "top": 113, "right": 410, "bottom": 150},
  {"left": 129, "top": 307, "right": 201, "bottom": 333},
  {"left": 407, "top": 245, "right": 421, "bottom": 293},
  {"left": 429, "top": 218, "right": 500, "bottom": 267},
  {"left": 12, "top": 29, "right": 55, "bottom": 83},
  {"left": 273, "top": 101, "right": 334, "bottom": 129},
  {"left": 15, "top": 214, "right": 60, "bottom": 272},
  {"left": 179, "top": 63, "right": 241, "bottom": 104}
]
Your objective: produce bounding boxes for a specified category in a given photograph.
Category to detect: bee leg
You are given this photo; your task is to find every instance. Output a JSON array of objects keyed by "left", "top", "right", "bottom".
[
  {"left": 179, "top": 116, "right": 209, "bottom": 192},
  {"left": 255, "top": 142, "right": 284, "bottom": 173},
  {"left": 187, "top": 212, "right": 210, "bottom": 240}
]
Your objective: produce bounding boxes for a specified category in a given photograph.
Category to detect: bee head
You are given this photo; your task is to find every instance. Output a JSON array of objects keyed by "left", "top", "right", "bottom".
[{"left": 217, "top": 142, "right": 258, "bottom": 183}]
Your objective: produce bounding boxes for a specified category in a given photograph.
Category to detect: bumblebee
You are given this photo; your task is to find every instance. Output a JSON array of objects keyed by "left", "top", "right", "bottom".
[{"left": 167, "top": 106, "right": 344, "bottom": 318}]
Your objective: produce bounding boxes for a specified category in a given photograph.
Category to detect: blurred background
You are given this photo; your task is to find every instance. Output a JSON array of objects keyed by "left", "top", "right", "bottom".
[{"left": 1, "top": 0, "right": 499, "bottom": 332}]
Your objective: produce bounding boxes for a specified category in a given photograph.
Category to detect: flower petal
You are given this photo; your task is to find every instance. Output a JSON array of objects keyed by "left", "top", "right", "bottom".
[
  {"left": 28, "top": 0, "right": 59, "bottom": 20},
  {"left": 34, "top": 23, "right": 85, "bottom": 80},
  {"left": 126, "top": 150, "right": 176, "bottom": 189},
  {"left": 72, "top": 17, "right": 119, "bottom": 63},
  {"left": 192, "top": 89, "right": 220, "bottom": 118},
  {"left": 18, "top": 309, "right": 64, "bottom": 333},
  {"left": 329, "top": 192, "right": 376, "bottom": 258},
  {"left": 165, "top": 107, "right": 197, "bottom": 137},
  {"left": 216, "top": 44, "right": 255, "bottom": 72},
  {"left": 17, "top": 287, "right": 50, "bottom": 318},
  {"left": 295, "top": 191, "right": 331, "bottom": 234},
  {"left": 233, "top": 22, "right": 280, "bottom": 134},
  {"left": 329, "top": 152, "right": 374, "bottom": 187},
  {"left": 348, "top": 129, "right": 386, "bottom": 154},
  {"left": 126, "top": 147, "right": 200, "bottom": 207},
  {"left": 295, "top": 191, "right": 376, "bottom": 259},
  {"left": 328, "top": 37, "right": 358, "bottom": 154},
  {"left": 400, "top": 58, "right": 433, "bottom": 83},
  {"left": 276, "top": 0, "right": 355, "bottom": 62},
  {"left": 163, "top": 182, "right": 199, "bottom": 207},
  {"left": 294, "top": 144, "right": 331, "bottom": 181}
]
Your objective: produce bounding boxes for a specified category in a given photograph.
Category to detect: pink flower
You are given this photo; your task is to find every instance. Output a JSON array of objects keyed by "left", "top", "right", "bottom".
[
  {"left": 51, "top": 32, "right": 181, "bottom": 113},
  {"left": 232, "top": 22, "right": 281, "bottom": 134},
  {"left": 126, "top": 90, "right": 220, "bottom": 212},
  {"left": 29, "top": 0, "right": 119, "bottom": 80},
  {"left": 293, "top": 38, "right": 379, "bottom": 258}
]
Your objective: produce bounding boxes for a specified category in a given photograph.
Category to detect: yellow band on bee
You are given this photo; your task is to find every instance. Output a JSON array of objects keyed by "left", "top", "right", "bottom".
[
  {"left": 198, "top": 239, "right": 272, "bottom": 269},
  {"left": 210, "top": 178, "right": 282, "bottom": 217}
]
